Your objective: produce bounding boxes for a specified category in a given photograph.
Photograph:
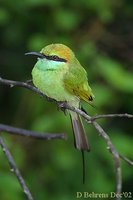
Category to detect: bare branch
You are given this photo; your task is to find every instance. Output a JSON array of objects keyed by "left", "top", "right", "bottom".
[
  {"left": 91, "top": 113, "right": 133, "bottom": 120},
  {"left": 1, "top": 77, "right": 132, "bottom": 120},
  {"left": 92, "top": 121, "right": 122, "bottom": 197},
  {"left": 1, "top": 77, "right": 133, "bottom": 199},
  {"left": 0, "top": 136, "right": 33, "bottom": 200},
  {"left": 0, "top": 77, "right": 51, "bottom": 100},
  {"left": 60, "top": 103, "right": 92, "bottom": 121},
  {"left": 119, "top": 154, "right": 133, "bottom": 166},
  {"left": 0, "top": 124, "right": 67, "bottom": 140},
  {"left": 56, "top": 104, "right": 123, "bottom": 197}
]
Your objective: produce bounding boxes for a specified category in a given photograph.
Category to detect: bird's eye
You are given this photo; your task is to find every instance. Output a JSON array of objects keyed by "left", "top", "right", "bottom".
[
  {"left": 45, "top": 54, "right": 67, "bottom": 62},
  {"left": 51, "top": 55, "right": 60, "bottom": 61}
]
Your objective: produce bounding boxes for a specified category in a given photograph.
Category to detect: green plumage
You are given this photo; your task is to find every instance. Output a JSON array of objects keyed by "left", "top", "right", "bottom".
[{"left": 30, "top": 43, "right": 94, "bottom": 151}]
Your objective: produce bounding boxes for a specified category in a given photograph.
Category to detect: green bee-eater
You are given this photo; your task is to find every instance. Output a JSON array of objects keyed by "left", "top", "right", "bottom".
[{"left": 26, "top": 44, "right": 94, "bottom": 152}]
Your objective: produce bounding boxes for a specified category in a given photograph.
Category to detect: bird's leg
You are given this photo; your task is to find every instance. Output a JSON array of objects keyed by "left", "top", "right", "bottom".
[{"left": 57, "top": 101, "right": 67, "bottom": 115}]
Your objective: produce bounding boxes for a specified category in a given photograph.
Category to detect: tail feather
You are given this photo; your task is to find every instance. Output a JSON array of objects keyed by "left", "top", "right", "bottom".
[{"left": 70, "top": 111, "right": 90, "bottom": 152}]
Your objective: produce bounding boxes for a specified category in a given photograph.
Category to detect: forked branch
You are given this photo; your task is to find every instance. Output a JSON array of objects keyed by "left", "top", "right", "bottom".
[{"left": 0, "top": 77, "right": 133, "bottom": 200}]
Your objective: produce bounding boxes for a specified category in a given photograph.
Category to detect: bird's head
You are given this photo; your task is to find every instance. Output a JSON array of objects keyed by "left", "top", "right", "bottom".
[{"left": 25, "top": 43, "right": 76, "bottom": 64}]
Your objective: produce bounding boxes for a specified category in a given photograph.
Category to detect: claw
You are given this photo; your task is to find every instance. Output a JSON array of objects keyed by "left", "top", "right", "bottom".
[{"left": 57, "top": 101, "right": 67, "bottom": 115}]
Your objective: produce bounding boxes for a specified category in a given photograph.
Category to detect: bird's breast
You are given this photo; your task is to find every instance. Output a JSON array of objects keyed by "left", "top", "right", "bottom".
[{"left": 32, "top": 66, "right": 77, "bottom": 103}]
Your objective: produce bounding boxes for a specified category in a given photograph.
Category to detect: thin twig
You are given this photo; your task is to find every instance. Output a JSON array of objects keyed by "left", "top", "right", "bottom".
[
  {"left": 63, "top": 104, "right": 133, "bottom": 121},
  {"left": 65, "top": 103, "right": 123, "bottom": 197},
  {"left": 60, "top": 105, "right": 124, "bottom": 198},
  {"left": 0, "top": 124, "right": 66, "bottom": 140},
  {"left": 119, "top": 154, "right": 133, "bottom": 166},
  {"left": 1, "top": 77, "right": 132, "bottom": 120},
  {"left": 92, "top": 121, "right": 122, "bottom": 198},
  {"left": 91, "top": 113, "right": 133, "bottom": 120},
  {"left": 0, "top": 77, "right": 47, "bottom": 98},
  {"left": 0, "top": 136, "right": 33, "bottom": 200}
]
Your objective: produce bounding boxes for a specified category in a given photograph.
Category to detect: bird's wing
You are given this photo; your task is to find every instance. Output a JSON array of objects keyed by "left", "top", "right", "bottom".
[{"left": 63, "top": 64, "right": 94, "bottom": 103}]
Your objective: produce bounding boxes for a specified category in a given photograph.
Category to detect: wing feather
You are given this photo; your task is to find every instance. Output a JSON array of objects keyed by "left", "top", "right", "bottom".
[{"left": 63, "top": 63, "right": 94, "bottom": 103}]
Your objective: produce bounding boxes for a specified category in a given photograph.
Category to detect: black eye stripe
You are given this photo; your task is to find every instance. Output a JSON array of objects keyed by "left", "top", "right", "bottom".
[
  {"left": 51, "top": 55, "right": 59, "bottom": 60},
  {"left": 43, "top": 54, "right": 67, "bottom": 62}
]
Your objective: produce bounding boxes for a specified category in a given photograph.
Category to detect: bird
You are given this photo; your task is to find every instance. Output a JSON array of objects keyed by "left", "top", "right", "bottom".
[{"left": 25, "top": 43, "right": 94, "bottom": 152}]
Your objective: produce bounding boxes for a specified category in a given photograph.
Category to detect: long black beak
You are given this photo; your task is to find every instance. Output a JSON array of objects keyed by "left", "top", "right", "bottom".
[{"left": 25, "top": 52, "right": 45, "bottom": 58}]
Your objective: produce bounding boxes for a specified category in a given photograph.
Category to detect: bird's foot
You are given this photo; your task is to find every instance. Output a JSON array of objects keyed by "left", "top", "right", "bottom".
[{"left": 57, "top": 101, "right": 67, "bottom": 115}]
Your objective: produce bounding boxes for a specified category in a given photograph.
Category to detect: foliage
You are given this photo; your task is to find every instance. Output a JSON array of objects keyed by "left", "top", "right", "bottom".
[{"left": 0, "top": 0, "right": 133, "bottom": 199}]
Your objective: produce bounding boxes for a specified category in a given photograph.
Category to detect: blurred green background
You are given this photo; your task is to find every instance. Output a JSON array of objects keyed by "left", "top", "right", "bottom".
[{"left": 0, "top": 0, "right": 133, "bottom": 199}]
